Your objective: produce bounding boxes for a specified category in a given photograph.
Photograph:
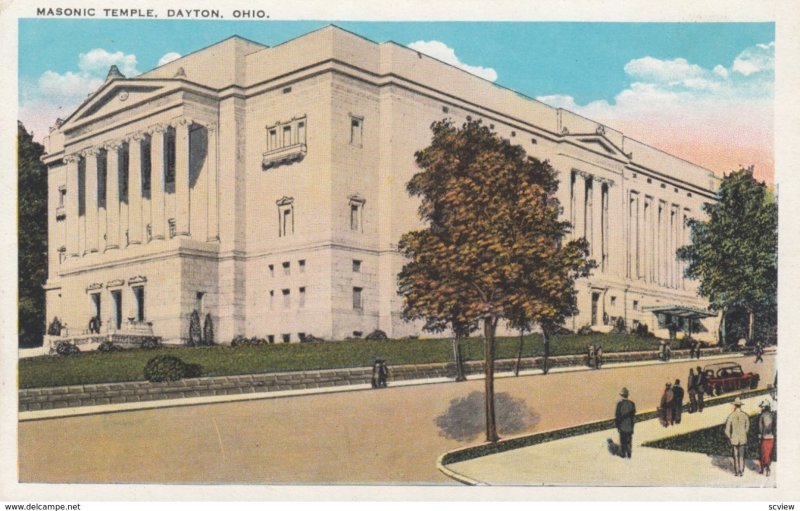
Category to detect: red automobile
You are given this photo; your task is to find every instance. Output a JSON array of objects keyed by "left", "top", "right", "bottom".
[{"left": 702, "top": 362, "right": 759, "bottom": 396}]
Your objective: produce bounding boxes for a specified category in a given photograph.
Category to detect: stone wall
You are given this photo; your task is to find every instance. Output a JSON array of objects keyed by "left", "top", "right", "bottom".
[{"left": 18, "top": 347, "right": 722, "bottom": 412}]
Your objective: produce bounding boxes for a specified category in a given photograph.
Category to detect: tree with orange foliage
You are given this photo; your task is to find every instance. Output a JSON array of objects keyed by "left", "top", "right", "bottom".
[{"left": 399, "top": 119, "right": 593, "bottom": 443}]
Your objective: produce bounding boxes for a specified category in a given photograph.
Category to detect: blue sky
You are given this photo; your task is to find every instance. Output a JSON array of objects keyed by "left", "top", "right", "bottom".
[{"left": 18, "top": 20, "right": 775, "bottom": 180}]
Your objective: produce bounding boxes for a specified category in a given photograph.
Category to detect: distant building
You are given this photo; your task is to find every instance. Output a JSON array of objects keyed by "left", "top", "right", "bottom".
[{"left": 42, "top": 26, "right": 719, "bottom": 345}]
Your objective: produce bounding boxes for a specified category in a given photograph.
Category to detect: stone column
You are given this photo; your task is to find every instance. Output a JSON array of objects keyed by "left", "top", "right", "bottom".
[
  {"left": 105, "top": 141, "right": 121, "bottom": 250},
  {"left": 149, "top": 124, "right": 166, "bottom": 240},
  {"left": 64, "top": 154, "right": 80, "bottom": 258},
  {"left": 127, "top": 132, "right": 143, "bottom": 245},
  {"left": 573, "top": 171, "right": 586, "bottom": 241},
  {"left": 84, "top": 149, "right": 99, "bottom": 254},
  {"left": 592, "top": 179, "right": 603, "bottom": 268},
  {"left": 634, "top": 193, "right": 642, "bottom": 279},
  {"left": 173, "top": 118, "right": 191, "bottom": 237},
  {"left": 206, "top": 122, "right": 219, "bottom": 241}
]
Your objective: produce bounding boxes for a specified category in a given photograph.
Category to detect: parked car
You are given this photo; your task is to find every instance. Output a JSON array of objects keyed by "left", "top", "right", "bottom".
[{"left": 702, "top": 362, "right": 759, "bottom": 396}]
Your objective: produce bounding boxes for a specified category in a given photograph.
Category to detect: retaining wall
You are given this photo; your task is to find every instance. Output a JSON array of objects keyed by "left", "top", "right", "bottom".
[{"left": 18, "top": 347, "right": 723, "bottom": 412}]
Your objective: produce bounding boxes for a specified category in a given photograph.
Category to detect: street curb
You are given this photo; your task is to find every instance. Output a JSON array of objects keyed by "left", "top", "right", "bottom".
[{"left": 436, "top": 387, "right": 772, "bottom": 484}]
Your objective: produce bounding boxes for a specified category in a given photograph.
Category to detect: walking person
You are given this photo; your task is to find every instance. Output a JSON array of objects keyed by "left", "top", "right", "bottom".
[
  {"left": 758, "top": 400, "right": 776, "bottom": 476},
  {"left": 687, "top": 368, "right": 697, "bottom": 413},
  {"left": 658, "top": 340, "right": 666, "bottom": 361},
  {"left": 754, "top": 342, "right": 764, "bottom": 363},
  {"left": 672, "top": 379, "right": 685, "bottom": 425},
  {"left": 615, "top": 387, "right": 636, "bottom": 459},
  {"left": 696, "top": 366, "right": 706, "bottom": 412},
  {"left": 658, "top": 383, "right": 674, "bottom": 427},
  {"left": 594, "top": 343, "right": 603, "bottom": 369},
  {"left": 725, "top": 397, "right": 750, "bottom": 477},
  {"left": 695, "top": 341, "right": 702, "bottom": 359},
  {"left": 587, "top": 345, "right": 595, "bottom": 368}
]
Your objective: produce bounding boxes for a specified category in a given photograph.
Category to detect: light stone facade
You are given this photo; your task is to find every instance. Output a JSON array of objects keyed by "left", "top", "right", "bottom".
[{"left": 42, "top": 26, "right": 720, "bottom": 345}]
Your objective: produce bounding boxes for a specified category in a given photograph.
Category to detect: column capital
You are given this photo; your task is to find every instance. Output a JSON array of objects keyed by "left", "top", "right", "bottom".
[
  {"left": 574, "top": 169, "right": 592, "bottom": 179},
  {"left": 126, "top": 131, "right": 145, "bottom": 143},
  {"left": 169, "top": 116, "right": 192, "bottom": 128},
  {"left": 103, "top": 140, "right": 123, "bottom": 152},
  {"left": 81, "top": 148, "right": 97, "bottom": 157},
  {"left": 148, "top": 123, "right": 166, "bottom": 134},
  {"left": 63, "top": 154, "right": 79, "bottom": 164},
  {"left": 205, "top": 122, "right": 218, "bottom": 132}
]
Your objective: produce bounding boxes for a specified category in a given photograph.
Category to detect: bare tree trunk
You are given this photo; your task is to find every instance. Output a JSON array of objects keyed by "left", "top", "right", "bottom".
[
  {"left": 719, "top": 309, "right": 727, "bottom": 346},
  {"left": 542, "top": 325, "right": 550, "bottom": 375},
  {"left": 514, "top": 329, "right": 524, "bottom": 376},
  {"left": 452, "top": 333, "right": 466, "bottom": 382},
  {"left": 483, "top": 317, "right": 499, "bottom": 443},
  {"left": 748, "top": 310, "right": 755, "bottom": 344}
]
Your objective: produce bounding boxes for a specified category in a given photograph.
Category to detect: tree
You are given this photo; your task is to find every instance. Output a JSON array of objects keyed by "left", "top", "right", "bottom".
[
  {"left": 18, "top": 122, "right": 48, "bottom": 348},
  {"left": 399, "top": 119, "right": 593, "bottom": 443},
  {"left": 677, "top": 167, "right": 777, "bottom": 345}
]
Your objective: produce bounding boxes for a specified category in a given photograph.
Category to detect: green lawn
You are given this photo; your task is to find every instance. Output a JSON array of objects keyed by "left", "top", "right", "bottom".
[
  {"left": 643, "top": 415, "right": 776, "bottom": 461},
  {"left": 19, "top": 333, "right": 659, "bottom": 389}
]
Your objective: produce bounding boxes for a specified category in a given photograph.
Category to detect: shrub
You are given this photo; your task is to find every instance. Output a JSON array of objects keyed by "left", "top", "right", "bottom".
[
  {"left": 140, "top": 337, "right": 159, "bottom": 350},
  {"left": 612, "top": 317, "right": 627, "bottom": 334},
  {"left": 97, "top": 340, "right": 122, "bottom": 352},
  {"left": 305, "top": 334, "right": 325, "bottom": 343},
  {"left": 365, "top": 329, "right": 389, "bottom": 341},
  {"left": 577, "top": 325, "right": 593, "bottom": 335},
  {"left": 143, "top": 355, "right": 202, "bottom": 382},
  {"left": 55, "top": 341, "right": 80, "bottom": 356},
  {"left": 203, "top": 314, "right": 215, "bottom": 345},
  {"left": 633, "top": 323, "right": 652, "bottom": 337},
  {"left": 188, "top": 310, "right": 202, "bottom": 346},
  {"left": 47, "top": 317, "right": 63, "bottom": 336},
  {"left": 230, "top": 335, "right": 266, "bottom": 347}
]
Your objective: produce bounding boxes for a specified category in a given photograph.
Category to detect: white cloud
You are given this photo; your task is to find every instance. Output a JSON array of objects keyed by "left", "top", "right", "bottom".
[
  {"left": 20, "top": 47, "right": 141, "bottom": 140},
  {"left": 158, "top": 52, "right": 182, "bottom": 67},
  {"left": 78, "top": 48, "right": 139, "bottom": 77},
  {"left": 536, "top": 41, "right": 774, "bottom": 180},
  {"left": 408, "top": 40, "right": 498, "bottom": 82}
]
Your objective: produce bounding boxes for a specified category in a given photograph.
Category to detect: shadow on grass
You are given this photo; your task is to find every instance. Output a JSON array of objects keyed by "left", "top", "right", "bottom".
[{"left": 435, "top": 391, "right": 540, "bottom": 442}]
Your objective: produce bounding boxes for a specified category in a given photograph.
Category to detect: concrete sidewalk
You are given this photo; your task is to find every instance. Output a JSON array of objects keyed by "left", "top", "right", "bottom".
[
  {"left": 18, "top": 351, "right": 746, "bottom": 422},
  {"left": 444, "top": 394, "right": 777, "bottom": 487}
]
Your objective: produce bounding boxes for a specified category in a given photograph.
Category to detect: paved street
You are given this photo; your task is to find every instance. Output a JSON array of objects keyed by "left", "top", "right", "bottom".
[{"left": 18, "top": 353, "right": 774, "bottom": 484}]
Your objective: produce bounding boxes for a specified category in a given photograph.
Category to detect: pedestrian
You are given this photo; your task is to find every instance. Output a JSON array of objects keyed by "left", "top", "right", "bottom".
[
  {"left": 758, "top": 400, "right": 776, "bottom": 476},
  {"left": 371, "top": 359, "right": 382, "bottom": 389},
  {"left": 615, "top": 387, "right": 636, "bottom": 459},
  {"left": 687, "top": 368, "right": 698, "bottom": 413},
  {"left": 378, "top": 359, "right": 389, "bottom": 387},
  {"left": 696, "top": 366, "right": 706, "bottom": 412},
  {"left": 587, "top": 345, "right": 595, "bottom": 368},
  {"left": 754, "top": 342, "right": 764, "bottom": 363},
  {"left": 672, "top": 379, "right": 684, "bottom": 425},
  {"left": 665, "top": 342, "right": 672, "bottom": 361},
  {"left": 594, "top": 343, "right": 603, "bottom": 369},
  {"left": 695, "top": 341, "right": 702, "bottom": 359},
  {"left": 688, "top": 341, "right": 695, "bottom": 359},
  {"left": 658, "top": 383, "right": 674, "bottom": 427},
  {"left": 725, "top": 397, "right": 750, "bottom": 476}
]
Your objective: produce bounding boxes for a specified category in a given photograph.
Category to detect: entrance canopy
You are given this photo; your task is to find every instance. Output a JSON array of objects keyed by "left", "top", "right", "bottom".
[{"left": 643, "top": 305, "right": 717, "bottom": 320}]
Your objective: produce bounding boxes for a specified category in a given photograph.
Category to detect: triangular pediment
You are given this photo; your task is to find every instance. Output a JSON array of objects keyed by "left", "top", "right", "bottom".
[
  {"left": 61, "top": 78, "right": 182, "bottom": 130},
  {"left": 564, "top": 133, "right": 631, "bottom": 161}
]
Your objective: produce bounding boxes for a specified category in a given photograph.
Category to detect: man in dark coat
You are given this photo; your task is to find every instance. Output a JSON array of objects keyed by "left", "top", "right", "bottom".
[
  {"left": 659, "top": 383, "right": 674, "bottom": 427},
  {"left": 696, "top": 366, "right": 707, "bottom": 412},
  {"left": 615, "top": 387, "right": 636, "bottom": 459},
  {"left": 671, "top": 379, "right": 685, "bottom": 424}
]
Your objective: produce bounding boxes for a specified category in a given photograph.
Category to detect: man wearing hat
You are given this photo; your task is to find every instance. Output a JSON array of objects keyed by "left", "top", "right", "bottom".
[
  {"left": 615, "top": 387, "right": 636, "bottom": 459},
  {"left": 758, "top": 400, "right": 776, "bottom": 476},
  {"left": 725, "top": 397, "right": 750, "bottom": 476}
]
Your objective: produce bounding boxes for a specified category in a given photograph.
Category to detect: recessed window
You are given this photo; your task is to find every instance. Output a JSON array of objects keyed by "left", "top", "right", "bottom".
[
  {"left": 282, "top": 289, "right": 290, "bottom": 309},
  {"left": 633, "top": 300, "right": 639, "bottom": 311},
  {"left": 268, "top": 335, "right": 275, "bottom": 344},
  {"left": 350, "top": 115, "right": 363, "bottom": 146},
  {"left": 299, "top": 259, "right": 306, "bottom": 273},
  {"left": 349, "top": 195, "right": 365, "bottom": 232},
  {"left": 530, "top": 138, "right": 537, "bottom": 144},
  {"left": 610, "top": 296, "right": 617, "bottom": 306},
  {"left": 276, "top": 197, "right": 294, "bottom": 237},
  {"left": 268, "top": 264, "right": 274, "bottom": 277},
  {"left": 58, "top": 186, "right": 66, "bottom": 208},
  {"left": 282, "top": 333, "right": 290, "bottom": 343},
  {"left": 283, "top": 261, "right": 290, "bottom": 276},
  {"left": 132, "top": 286, "right": 145, "bottom": 322},
  {"left": 141, "top": 135, "right": 152, "bottom": 197},
  {"left": 353, "top": 287, "right": 363, "bottom": 310},
  {"left": 97, "top": 149, "right": 108, "bottom": 208},
  {"left": 352, "top": 331, "right": 363, "bottom": 338},
  {"left": 282, "top": 86, "right": 292, "bottom": 94},
  {"left": 647, "top": 178, "right": 652, "bottom": 184},
  {"left": 164, "top": 126, "right": 176, "bottom": 188},
  {"left": 352, "top": 259, "right": 362, "bottom": 273},
  {"left": 119, "top": 142, "right": 129, "bottom": 203},
  {"left": 269, "top": 290, "right": 274, "bottom": 310},
  {"left": 299, "top": 287, "right": 306, "bottom": 308},
  {"left": 298, "top": 332, "right": 307, "bottom": 342},
  {"left": 282, "top": 125, "right": 292, "bottom": 146},
  {"left": 511, "top": 131, "right": 516, "bottom": 137},
  {"left": 442, "top": 106, "right": 449, "bottom": 113}
]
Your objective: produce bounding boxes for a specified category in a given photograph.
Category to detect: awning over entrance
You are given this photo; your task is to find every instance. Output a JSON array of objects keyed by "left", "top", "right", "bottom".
[{"left": 643, "top": 305, "right": 717, "bottom": 319}]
